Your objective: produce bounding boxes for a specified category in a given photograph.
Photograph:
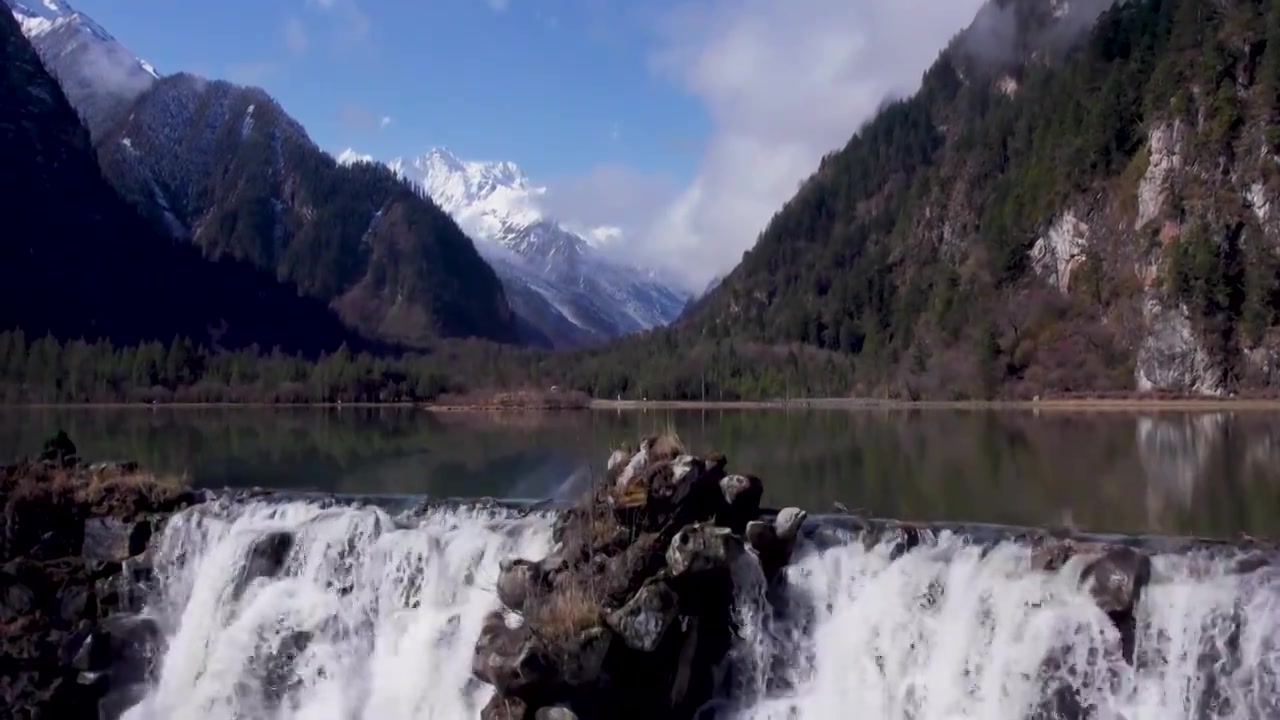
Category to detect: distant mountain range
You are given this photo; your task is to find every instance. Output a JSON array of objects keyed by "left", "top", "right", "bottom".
[
  {"left": 338, "top": 147, "right": 689, "bottom": 347},
  {"left": 0, "top": 5, "right": 361, "bottom": 354},
  {"left": 6, "top": 0, "right": 527, "bottom": 348}
]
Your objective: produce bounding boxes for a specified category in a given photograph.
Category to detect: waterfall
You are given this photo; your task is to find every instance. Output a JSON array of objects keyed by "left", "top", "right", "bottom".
[
  {"left": 739, "top": 532, "right": 1280, "bottom": 720},
  {"left": 122, "top": 500, "right": 1280, "bottom": 720},
  {"left": 123, "top": 499, "right": 553, "bottom": 720}
]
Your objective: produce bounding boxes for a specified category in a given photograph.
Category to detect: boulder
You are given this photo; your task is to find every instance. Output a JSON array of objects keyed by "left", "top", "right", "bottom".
[
  {"left": 716, "top": 474, "right": 763, "bottom": 532},
  {"left": 472, "top": 612, "right": 554, "bottom": 698},
  {"left": 666, "top": 524, "right": 745, "bottom": 578},
  {"left": 747, "top": 507, "right": 806, "bottom": 581},
  {"left": 498, "top": 559, "right": 548, "bottom": 612},
  {"left": 232, "top": 530, "right": 294, "bottom": 600},
  {"left": 1079, "top": 547, "right": 1151, "bottom": 616},
  {"left": 605, "top": 580, "right": 679, "bottom": 652},
  {"left": 82, "top": 518, "right": 152, "bottom": 563}
]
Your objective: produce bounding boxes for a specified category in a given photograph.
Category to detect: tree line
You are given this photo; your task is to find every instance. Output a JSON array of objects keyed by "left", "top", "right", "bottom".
[{"left": 0, "top": 329, "right": 859, "bottom": 404}]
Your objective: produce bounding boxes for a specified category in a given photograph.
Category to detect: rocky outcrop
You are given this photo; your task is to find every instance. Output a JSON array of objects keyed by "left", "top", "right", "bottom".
[
  {"left": 473, "top": 434, "right": 803, "bottom": 720},
  {"left": 0, "top": 434, "right": 206, "bottom": 719}
]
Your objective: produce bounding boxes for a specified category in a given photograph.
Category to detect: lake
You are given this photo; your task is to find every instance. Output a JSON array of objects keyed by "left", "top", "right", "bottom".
[{"left": 4, "top": 406, "right": 1279, "bottom": 539}]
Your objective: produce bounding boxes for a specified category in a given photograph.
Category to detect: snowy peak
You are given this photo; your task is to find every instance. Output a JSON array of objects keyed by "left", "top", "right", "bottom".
[
  {"left": 6, "top": 0, "right": 159, "bottom": 140},
  {"left": 337, "top": 145, "right": 689, "bottom": 346},
  {"left": 6, "top": 0, "right": 157, "bottom": 77},
  {"left": 398, "top": 147, "right": 545, "bottom": 240},
  {"left": 337, "top": 148, "right": 374, "bottom": 166}
]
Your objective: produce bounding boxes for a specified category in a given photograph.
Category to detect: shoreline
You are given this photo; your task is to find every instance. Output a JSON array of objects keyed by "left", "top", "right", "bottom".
[{"left": 7, "top": 397, "right": 1280, "bottom": 412}]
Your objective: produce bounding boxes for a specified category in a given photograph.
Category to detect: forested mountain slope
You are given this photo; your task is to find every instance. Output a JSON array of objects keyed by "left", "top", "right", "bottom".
[
  {"left": 92, "top": 75, "right": 523, "bottom": 348},
  {"left": 683, "top": 0, "right": 1280, "bottom": 399},
  {"left": 0, "top": 8, "right": 359, "bottom": 355}
]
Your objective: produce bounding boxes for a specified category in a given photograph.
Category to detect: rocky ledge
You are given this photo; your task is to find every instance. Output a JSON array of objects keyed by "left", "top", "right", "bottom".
[
  {"left": 0, "top": 432, "right": 205, "bottom": 719},
  {"left": 473, "top": 434, "right": 806, "bottom": 720}
]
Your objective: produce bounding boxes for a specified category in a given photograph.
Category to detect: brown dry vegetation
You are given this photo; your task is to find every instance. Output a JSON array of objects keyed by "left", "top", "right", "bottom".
[
  {"left": 0, "top": 461, "right": 190, "bottom": 519},
  {"left": 525, "top": 581, "right": 606, "bottom": 645}
]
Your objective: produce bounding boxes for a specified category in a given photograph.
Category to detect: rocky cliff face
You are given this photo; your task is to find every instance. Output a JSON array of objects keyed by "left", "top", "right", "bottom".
[
  {"left": 0, "top": 435, "right": 207, "bottom": 719},
  {"left": 685, "top": 0, "right": 1280, "bottom": 399}
]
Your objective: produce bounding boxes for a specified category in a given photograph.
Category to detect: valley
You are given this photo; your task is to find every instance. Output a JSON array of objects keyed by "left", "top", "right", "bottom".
[{"left": 7, "top": 0, "right": 1280, "bottom": 403}]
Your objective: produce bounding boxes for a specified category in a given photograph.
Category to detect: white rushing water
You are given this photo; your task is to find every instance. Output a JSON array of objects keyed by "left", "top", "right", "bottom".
[
  {"left": 123, "top": 501, "right": 1280, "bottom": 720},
  {"left": 123, "top": 499, "right": 553, "bottom": 720}
]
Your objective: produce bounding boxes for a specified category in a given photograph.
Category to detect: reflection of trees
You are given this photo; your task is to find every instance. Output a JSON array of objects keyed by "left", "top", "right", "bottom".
[
  {"left": 6, "top": 408, "right": 1280, "bottom": 539},
  {"left": 1135, "top": 413, "right": 1226, "bottom": 533}
]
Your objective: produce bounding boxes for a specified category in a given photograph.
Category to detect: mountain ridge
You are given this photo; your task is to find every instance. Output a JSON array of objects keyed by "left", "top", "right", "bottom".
[
  {"left": 340, "top": 146, "right": 689, "bottom": 347},
  {"left": 681, "top": 0, "right": 1280, "bottom": 399},
  {"left": 0, "top": 6, "right": 361, "bottom": 355},
  {"left": 4, "top": 0, "right": 157, "bottom": 140}
]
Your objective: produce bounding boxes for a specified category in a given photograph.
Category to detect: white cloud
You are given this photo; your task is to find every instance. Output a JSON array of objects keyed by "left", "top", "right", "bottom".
[
  {"left": 624, "top": 0, "right": 986, "bottom": 290},
  {"left": 487, "top": 0, "right": 510, "bottom": 11},
  {"left": 284, "top": 17, "right": 309, "bottom": 55},
  {"left": 380, "top": 115, "right": 393, "bottom": 129}
]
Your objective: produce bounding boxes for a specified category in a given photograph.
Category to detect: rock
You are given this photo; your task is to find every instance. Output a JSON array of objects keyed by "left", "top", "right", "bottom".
[
  {"left": 666, "top": 524, "right": 744, "bottom": 577},
  {"left": 498, "top": 559, "right": 547, "bottom": 612},
  {"left": 774, "top": 507, "right": 807, "bottom": 545},
  {"left": 605, "top": 581, "right": 679, "bottom": 652},
  {"left": 717, "top": 474, "right": 763, "bottom": 532},
  {"left": 39, "top": 431, "right": 78, "bottom": 467},
  {"left": 1079, "top": 546, "right": 1151, "bottom": 665},
  {"left": 0, "top": 573, "right": 36, "bottom": 621},
  {"left": 481, "top": 694, "right": 530, "bottom": 720},
  {"left": 646, "top": 455, "right": 705, "bottom": 510},
  {"left": 557, "top": 626, "right": 612, "bottom": 686},
  {"left": 82, "top": 518, "right": 152, "bottom": 563},
  {"left": 472, "top": 612, "right": 554, "bottom": 698},
  {"left": 1079, "top": 547, "right": 1151, "bottom": 616},
  {"left": 535, "top": 706, "right": 578, "bottom": 720},
  {"left": 232, "top": 530, "right": 294, "bottom": 599},
  {"left": 606, "top": 450, "right": 631, "bottom": 473}
]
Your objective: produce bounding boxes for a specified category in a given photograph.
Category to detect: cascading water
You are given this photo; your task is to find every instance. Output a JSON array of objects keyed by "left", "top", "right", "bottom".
[
  {"left": 740, "top": 532, "right": 1280, "bottom": 720},
  {"left": 122, "top": 498, "right": 554, "bottom": 720},
  {"left": 121, "top": 499, "right": 1280, "bottom": 720}
]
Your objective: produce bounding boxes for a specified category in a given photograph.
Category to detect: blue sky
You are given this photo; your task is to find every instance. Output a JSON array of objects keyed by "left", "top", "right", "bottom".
[
  {"left": 66, "top": 0, "right": 984, "bottom": 290},
  {"left": 71, "top": 0, "right": 709, "bottom": 182}
]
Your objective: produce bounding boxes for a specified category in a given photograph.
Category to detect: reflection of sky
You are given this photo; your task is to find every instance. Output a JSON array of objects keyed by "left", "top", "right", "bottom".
[{"left": 1135, "top": 413, "right": 1226, "bottom": 529}]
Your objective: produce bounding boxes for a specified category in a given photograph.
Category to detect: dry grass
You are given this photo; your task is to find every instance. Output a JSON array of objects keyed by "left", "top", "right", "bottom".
[
  {"left": 1, "top": 462, "right": 190, "bottom": 517},
  {"left": 525, "top": 579, "right": 606, "bottom": 645}
]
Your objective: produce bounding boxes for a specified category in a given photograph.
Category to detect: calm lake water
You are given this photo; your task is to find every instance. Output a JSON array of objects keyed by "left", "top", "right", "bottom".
[{"left": 3, "top": 407, "right": 1279, "bottom": 540}]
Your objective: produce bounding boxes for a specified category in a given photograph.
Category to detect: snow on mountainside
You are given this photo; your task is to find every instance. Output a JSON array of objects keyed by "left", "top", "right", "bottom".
[
  {"left": 339, "top": 147, "right": 689, "bottom": 347},
  {"left": 5, "top": 0, "right": 158, "bottom": 140}
]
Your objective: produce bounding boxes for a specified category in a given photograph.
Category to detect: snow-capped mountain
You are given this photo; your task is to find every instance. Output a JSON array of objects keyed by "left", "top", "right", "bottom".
[
  {"left": 339, "top": 147, "right": 689, "bottom": 346},
  {"left": 5, "top": 0, "right": 158, "bottom": 140}
]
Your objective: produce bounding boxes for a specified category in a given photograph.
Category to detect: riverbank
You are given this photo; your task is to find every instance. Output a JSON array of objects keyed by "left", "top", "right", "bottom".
[{"left": 13, "top": 396, "right": 1280, "bottom": 412}]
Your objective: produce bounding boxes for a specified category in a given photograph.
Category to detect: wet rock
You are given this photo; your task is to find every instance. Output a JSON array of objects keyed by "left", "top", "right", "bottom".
[
  {"left": 1079, "top": 547, "right": 1151, "bottom": 615},
  {"left": 233, "top": 530, "right": 294, "bottom": 599},
  {"left": 666, "top": 524, "right": 744, "bottom": 577},
  {"left": 472, "top": 612, "right": 554, "bottom": 698},
  {"left": 605, "top": 580, "right": 679, "bottom": 652},
  {"left": 498, "top": 558, "right": 548, "bottom": 612},
  {"left": 1079, "top": 546, "right": 1151, "bottom": 664},
  {"left": 481, "top": 694, "right": 530, "bottom": 720},
  {"left": 717, "top": 474, "right": 763, "bottom": 532},
  {"left": 82, "top": 518, "right": 152, "bottom": 563}
]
